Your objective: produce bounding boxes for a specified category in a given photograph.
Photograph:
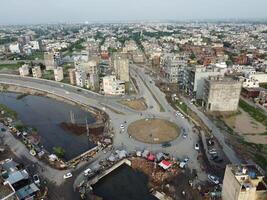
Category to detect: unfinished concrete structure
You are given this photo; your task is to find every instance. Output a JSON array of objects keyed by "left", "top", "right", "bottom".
[
  {"left": 222, "top": 164, "right": 267, "bottom": 200},
  {"left": 203, "top": 76, "right": 242, "bottom": 112}
]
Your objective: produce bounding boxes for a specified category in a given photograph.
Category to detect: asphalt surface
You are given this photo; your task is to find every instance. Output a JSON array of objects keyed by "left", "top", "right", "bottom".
[{"left": 0, "top": 65, "right": 237, "bottom": 199}]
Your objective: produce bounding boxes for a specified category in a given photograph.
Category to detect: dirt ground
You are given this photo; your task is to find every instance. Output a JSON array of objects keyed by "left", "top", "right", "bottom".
[
  {"left": 128, "top": 118, "right": 180, "bottom": 144},
  {"left": 119, "top": 98, "right": 147, "bottom": 111},
  {"left": 222, "top": 109, "right": 267, "bottom": 144}
]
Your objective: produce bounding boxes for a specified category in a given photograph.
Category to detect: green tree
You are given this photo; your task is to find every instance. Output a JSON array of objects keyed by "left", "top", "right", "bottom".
[
  {"left": 15, "top": 121, "right": 24, "bottom": 132},
  {"left": 53, "top": 146, "right": 65, "bottom": 158}
]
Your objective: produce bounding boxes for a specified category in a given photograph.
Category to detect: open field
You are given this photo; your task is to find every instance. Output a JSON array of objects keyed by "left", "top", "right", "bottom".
[
  {"left": 222, "top": 109, "right": 267, "bottom": 144},
  {"left": 128, "top": 118, "right": 180, "bottom": 144},
  {"left": 119, "top": 98, "right": 147, "bottom": 111}
]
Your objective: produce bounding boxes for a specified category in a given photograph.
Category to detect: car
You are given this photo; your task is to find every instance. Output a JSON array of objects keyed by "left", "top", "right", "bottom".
[
  {"left": 1, "top": 128, "right": 6, "bottom": 132},
  {"left": 182, "top": 133, "right": 187, "bottom": 139},
  {"left": 33, "top": 174, "right": 40, "bottom": 185},
  {"left": 120, "top": 124, "right": 124, "bottom": 129},
  {"left": 179, "top": 157, "right": 189, "bottom": 168},
  {"left": 211, "top": 154, "right": 219, "bottom": 160},
  {"left": 208, "top": 174, "right": 219, "bottom": 184},
  {"left": 84, "top": 168, "right": 93, "bottom": 176},
  {"left": 161, "top": 142, "right": 171, "bottom": 148},
  {"left": 63, "top": 172, "right": 73, "bottom": 179},
  {"left": 208, "top": 149, "right": 217, "bottom": 155},
  {"left": 194, "top": 143, "right": 199, "bottom": 150}
]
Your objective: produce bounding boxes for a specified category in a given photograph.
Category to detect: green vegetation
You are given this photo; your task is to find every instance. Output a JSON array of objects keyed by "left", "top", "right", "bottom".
[
  {"left": 22, "top": 52, "right": 44, "bottom": 60},
  {"left": 239, "top": 99, "right": 267, "bottom": 127},
  {"left": 0, "top": 103, "right": 17, "bottom": 118},
  {"left": 0, "top": 37, "right": 17, "bottom": 45},
  {"left": 42, "top": 70, "right": 54, "bottom": 80},
  {"left": 63, "top": 38, "right": 85, "bottom": 55},
  {"left": 177, "top": 102, "right": 188, "bottom": 114},
  {"left": 53, "top": 146, "right": 65, "bottom": 158},
  {"left": 260, "top": 83, "right": 267, "bottom": 89},
  {"left": 15, "top": 121, "right": 24, "bottom": 132},
  {"left": 254, "top": 154, "right": 267, "bottom": 169},
  {"left": 0, "top": 63, "right": 22, "bottom": 70}
]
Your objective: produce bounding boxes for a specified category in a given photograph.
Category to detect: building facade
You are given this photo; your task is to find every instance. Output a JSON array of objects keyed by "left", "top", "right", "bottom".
[{"left": 203, "top": 76, "right": 242, "bottom": 112}]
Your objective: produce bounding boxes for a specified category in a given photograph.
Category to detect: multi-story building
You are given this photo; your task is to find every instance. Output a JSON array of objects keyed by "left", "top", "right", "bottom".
[
  {"left": 222, "top": 164, "right": 267, "bottom": 200},
  {"left": 9, "top": 43, "right": 21, "bottom": 54},
  {"left": 112, "top": 54, "right": 129, "bottom": 82},
  {"left": 75, "top": 59, "right": 99, "bottom": 75},
  {"left": 32, "top": 66, "right": 42, "bottom": 78},
  {"left": 19, "top": 64, "right": 29, "bottom": 77},
  {"left": 203, "top": 76, "right": 242, "bottom": 112},
  {"left": 102, "top": 75, "right": 125, "bottom": 95},
  {"left": 184, "top": 64, "right": 227, "bottom": 99},
  {"left": 162, "top": 54, "right": 187, "bottom": 83},
  {"left": 44, "top": 52, "right": 62, "bottom": 70},
  {"left": 68, "top": 69, "right": 76, "bottom": 85},
  {"left": 54, "top": 67, "right": 64, "bottom": 82}
]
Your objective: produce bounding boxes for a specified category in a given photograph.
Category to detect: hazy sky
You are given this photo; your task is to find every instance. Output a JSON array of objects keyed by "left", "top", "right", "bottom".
[{"left": 1, "top": 0, "right": 267, "bottom": 25}]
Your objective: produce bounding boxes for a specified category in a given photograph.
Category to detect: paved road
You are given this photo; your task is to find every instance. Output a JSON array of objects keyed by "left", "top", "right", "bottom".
[
  {"left": 0, "top": 68, "right": 208, "bottom": 199},
  {"left": 181, "top": 96, "right": 241, "bottom": 164}
]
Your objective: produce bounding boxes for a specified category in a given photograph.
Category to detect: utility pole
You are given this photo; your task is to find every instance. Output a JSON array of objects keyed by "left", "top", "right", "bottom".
[
  {"left": 70, "top": 110, "right": 75, "bottom": 124},
  {"left": 86, "top": 118, "right": 90, "bottom": 147}
]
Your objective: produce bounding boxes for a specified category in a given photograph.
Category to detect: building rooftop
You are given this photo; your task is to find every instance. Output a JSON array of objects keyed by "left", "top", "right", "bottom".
[{"left": 15, "top": 183, "right": 39, "bottom": 200}]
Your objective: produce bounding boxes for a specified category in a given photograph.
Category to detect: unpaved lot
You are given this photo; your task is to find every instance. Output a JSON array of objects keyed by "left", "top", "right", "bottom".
[
  {"left": 223, "top": 109, "right": 267, "bottom": 144},
  {"left": 119, "top": 98, "right": 147, "bottom": 111},
  {"left": 128, "top": 118, "right": 180, "bottom": 144}
]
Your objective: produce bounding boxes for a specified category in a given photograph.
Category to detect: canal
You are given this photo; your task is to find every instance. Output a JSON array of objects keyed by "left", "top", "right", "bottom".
[
  {"left": 0, "top": 92, "right": 96, "bottom": 161},
  {"left": 93, "top": 164, "right": 158, "bottom": 200}
]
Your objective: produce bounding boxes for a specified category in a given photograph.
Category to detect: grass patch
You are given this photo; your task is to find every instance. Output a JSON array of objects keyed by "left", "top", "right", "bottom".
[
  {"left": 177, "top": 102, "right": 188, "bottom": 114},
  {"left": 0, "top": 63, "right": 21, "bottom": 70},
  {"left": 254, "top": 154, "right": 267, "bottom": 169},
  {"left": 0, "top": 103, "right": 17, "bottom": 118},
  {"left": 239, "top": 99, "right": 267, "bottom": 126},
  {"left": 260, "top": 83, "right": 267, "bottom": 89}
]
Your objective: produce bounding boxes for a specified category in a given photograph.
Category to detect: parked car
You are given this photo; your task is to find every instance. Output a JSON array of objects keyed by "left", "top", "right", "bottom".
[
  {"left": 84, "top": 168, "right": 93, "bottom": 176},
  {"left": 182, "top": 133, "right": 187, "bottom": 139},
  {"left": 208, "top": 149, "right": 217, "bottom": 155},
  {"left": 213, "top": 157, "right": 223, "bottom": 163},
  {"left": 63, "top": 172, "right": 73, "bottom": 179},
  {"left": 179, "top": 157, "right": 189, "bottom": 169},
  {"left": 194, "top": 143, "right": 199, "bottom": 151},
  {"left": 208, "top": 174, "right": 219, "bottom": 184},
  {"left": 33, "top": 174, "right": 40, "bottom": 185},
  {"left": 162, "top": 142, "right": 171, "bottom": 148}
]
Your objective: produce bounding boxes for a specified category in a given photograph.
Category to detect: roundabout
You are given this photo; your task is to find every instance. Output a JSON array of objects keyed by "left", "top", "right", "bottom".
[{"left": 127, "top": 118, "right": 180, "bottom": 144}]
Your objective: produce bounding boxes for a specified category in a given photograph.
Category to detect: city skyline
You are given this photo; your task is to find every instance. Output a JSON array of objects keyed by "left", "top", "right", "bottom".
[{"left": 1, "top": 0, "right": 267, "bottom": 25}]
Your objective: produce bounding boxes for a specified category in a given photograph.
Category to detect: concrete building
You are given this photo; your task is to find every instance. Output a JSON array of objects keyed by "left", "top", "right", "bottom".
[
  {"left": 32, "top": 66, "right": 42, "bottom": 78},
  {"left": 75, "top": 60, "right": 99, "bottom": 75},
  {"left": 112, "top": 54, "right": 129, "bottom": 82},
  {"left": 184, "top": 64, "right": 227, "bottom": 99},
  {"left": 68, "top": 69, "right": 76, "bottom": 85},
  {"left": 222, "top": 164, "right": 267, "bottom": 200},
  {"left": 18, "top": 64, "right": 29, "bottom": 77},
  {"left": 54, "top": 67, "right": 64, "bottom": 82},
  {"left": 162, "top": 54, "right": 187, "bottom": 83},
  {"left": 203, "top": 76, "right": 242, "bottom": 112},
  {"left": 102, "top": 75, "right": 125, "bottom": 95},
  {"left": 44, "top": 52, "right": 62, "bottom": 70},
  {"left": 9, "top": 43, "right": 21, "bottom": 54}
]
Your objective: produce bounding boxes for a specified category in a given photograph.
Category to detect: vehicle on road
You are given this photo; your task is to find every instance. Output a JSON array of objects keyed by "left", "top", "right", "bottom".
[
  {"left": 208, "top": 149, "right": 217, "bottom": 155},
  {"left": 208, "top": 174, "right": 219, "bottom": 184},
  {"left": 120, "top": 124, "right": 124, "bottom": 129},
  {"left": 33, "top": 174, "right": 40, "bottom": 185},
  {"left": 182, "top": 133, "right": 187, "bottom": 139},
  {"left": 63, "top": 172, "right": 73, "bottom": 179},
  {"left": 179, "top": 157, "right": 189, "bottom": 169},
  {"left": 1, "top": 128, "right": 6, "bottom": 132},
  {"left": 162, "top": 142, "right": 171, "bottom": 148},
  {"left": 84, "top": 168, "right": 93, "bottom": 176},
  {"left": 194, "top": 143, "right": 199, "bottom": 151}
]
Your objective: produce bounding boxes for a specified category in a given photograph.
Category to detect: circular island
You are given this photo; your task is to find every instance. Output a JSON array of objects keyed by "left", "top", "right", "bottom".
[{"left": 128, "top": 118, "right": 180, "bottom": 144}]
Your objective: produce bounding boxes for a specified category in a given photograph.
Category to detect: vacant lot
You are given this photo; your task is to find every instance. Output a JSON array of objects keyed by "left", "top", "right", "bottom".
[
  {"left": 128, "top": 118, "right": 180, "bottom": 144},
  {"left": 222, "top": 109, "right": 267, "bottom": 144},
  {"left": 119, "top": 98, "right": 147, "bottom": 111}
]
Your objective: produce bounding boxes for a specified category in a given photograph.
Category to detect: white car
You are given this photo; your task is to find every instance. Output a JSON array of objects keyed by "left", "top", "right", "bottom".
[
  {"left": 84, "top": 168, "right": 92, "bottom": 176},
  {"left": 208, "top": 174, "right": 219, "bottom": 184},
  {"left": 194, "top": 143, "right": 200, "bottom": 151},
  {"left": 63, "top": 172, "right": 73, "bottom": 179},
  {"left": 120, "top": 124, "right": 124, "bottom": 129},
  {"left": 33, "top": 174, "right": 40, "bottom": 185},
  {"left": 208, "top": 149, "right": 217, "bottom": 155}
]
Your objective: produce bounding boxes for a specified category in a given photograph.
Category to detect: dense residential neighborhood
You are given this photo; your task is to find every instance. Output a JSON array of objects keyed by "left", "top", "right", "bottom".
[{"left": 0, "top": 1, "right": 267, "bottom": 200}]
